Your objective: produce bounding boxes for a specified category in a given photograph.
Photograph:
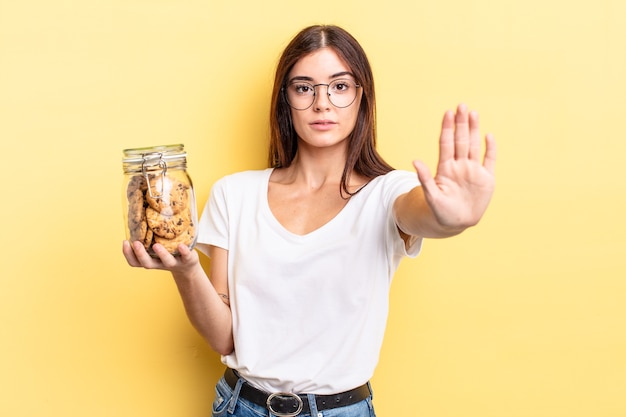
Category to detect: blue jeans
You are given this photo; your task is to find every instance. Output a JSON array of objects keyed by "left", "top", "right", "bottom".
[{"left": 211, "top": 376, "right": 377, "bottom": 417}]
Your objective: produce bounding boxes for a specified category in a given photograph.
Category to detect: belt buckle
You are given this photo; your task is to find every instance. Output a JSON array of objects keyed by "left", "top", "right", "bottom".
[{"left": 266, "top": 392, "right": 304, "bottom": 417}]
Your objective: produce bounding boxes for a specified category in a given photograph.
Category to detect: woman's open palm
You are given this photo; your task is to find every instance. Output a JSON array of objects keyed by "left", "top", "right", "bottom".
[{"left": 413, "top": 104, "right": 497, "bottom": 229}]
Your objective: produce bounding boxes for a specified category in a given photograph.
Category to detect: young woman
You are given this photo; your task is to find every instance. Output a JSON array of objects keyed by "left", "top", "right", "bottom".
[{"left": 123, "top": 24, "right": 496, "bottom": 417}]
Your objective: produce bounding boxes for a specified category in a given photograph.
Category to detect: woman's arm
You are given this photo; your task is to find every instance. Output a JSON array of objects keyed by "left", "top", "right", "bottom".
[
  {"left": 122, "top": 241, "right": 234, "bottom": 355},
  {"left": 394, "top": 104, "right": 497, "bottom": 239}
]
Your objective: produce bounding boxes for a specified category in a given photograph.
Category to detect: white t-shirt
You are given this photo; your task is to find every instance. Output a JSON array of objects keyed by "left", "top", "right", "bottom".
[{"left": 196, "top": 168, "right": 422, "bottom": 394}]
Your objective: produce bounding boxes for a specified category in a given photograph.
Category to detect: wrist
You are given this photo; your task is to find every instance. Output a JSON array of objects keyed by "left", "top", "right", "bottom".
[{"left": 171, "top": 261, "right": 205, "bottom": 283}]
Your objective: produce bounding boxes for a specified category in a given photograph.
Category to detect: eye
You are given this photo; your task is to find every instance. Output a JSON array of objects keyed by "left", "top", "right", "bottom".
[
  {"left": 331, "top": 80, "right": 352, "bottom": 94},
  {"left": 291, "top": 83, "right": 314, "bottom": 95}
]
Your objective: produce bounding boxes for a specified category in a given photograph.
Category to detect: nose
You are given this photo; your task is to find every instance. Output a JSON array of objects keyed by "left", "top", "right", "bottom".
[{"left": 312, "top": 84, "right": 331, "bottom": 110}]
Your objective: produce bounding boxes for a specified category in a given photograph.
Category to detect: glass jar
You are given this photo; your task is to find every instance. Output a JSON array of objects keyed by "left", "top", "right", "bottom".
[{"left": 122, "top": 144, "right": 198, "bottom": 256}]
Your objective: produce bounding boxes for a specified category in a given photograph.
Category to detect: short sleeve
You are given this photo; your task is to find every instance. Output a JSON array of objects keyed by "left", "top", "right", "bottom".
[
  {"left": 195, "top": 177, "right": 230, "bottom": 257},
  {"left": 382, "top": 170, "right": 423, "bottom": 258}
]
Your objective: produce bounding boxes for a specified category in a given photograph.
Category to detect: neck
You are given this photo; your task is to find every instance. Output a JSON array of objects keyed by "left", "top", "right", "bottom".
[{"left": 283, "top": 151, "right": 346, "bottom": 190}]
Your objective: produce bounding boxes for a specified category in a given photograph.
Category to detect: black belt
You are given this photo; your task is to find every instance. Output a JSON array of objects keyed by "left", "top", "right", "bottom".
[{"left": 224, "top": 368, "right": 371, "bottom": 416}]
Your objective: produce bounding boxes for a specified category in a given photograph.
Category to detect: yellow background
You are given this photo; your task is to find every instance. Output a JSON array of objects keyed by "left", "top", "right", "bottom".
[{"left": 1, "top": 0, "right": 625, "bottom": 416}]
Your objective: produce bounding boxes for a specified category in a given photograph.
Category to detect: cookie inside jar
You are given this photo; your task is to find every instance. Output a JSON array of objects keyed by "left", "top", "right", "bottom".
[
  {"left": 122, "top": 144, "right": 198, "bottom": 256},
  {"left": 126, "top": 173, "right": 197, "bottom": 256}
]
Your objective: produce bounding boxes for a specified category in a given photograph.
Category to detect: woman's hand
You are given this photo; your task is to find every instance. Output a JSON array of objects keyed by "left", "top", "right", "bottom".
[
  {"left": 395, "top": 103, "right": 496, "bottom": 238},
  {"left": 412, "top": 103, "right": 496, "bottom": 231},
  {"left": 122, "top": 240, "right": 200, "bottom": 275}
]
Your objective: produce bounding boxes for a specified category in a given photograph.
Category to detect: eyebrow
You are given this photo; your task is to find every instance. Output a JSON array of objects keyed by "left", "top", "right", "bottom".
[{"left": 288, "top": 71, "right": 356, "bottom": 83}]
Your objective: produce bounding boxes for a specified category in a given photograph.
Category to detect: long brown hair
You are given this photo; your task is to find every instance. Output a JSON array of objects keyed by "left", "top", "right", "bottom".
[{"left": 268, "top": 25, "right": 394, "bottom": 197}]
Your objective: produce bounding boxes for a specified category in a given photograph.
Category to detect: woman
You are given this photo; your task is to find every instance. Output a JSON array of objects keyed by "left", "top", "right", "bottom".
[{"left": 123, "top": 24, "right": 496, "bottom": 417}]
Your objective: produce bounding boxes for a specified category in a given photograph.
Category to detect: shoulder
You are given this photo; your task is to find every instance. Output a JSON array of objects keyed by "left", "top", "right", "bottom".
[
  {"left": 366, "top": 169, "right": 419, "bottom": 192},
  {"left": 356, "top": 170, "right": 419, "bottom": 207},
  {"left": 213, "top": 168, "right": 273, "bottom": 190},
  {"left": 382, "top": 169, "right": 418, "bottom": 181}
]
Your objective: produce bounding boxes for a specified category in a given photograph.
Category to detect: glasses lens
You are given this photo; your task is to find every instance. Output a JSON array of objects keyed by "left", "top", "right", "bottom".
[
  {"left": 286, "top": 82, "right": 315, "bottom": 110},
  {"left": 285, "top": 79, "right": 359, "bottom": 110},
  {"left": 328, "top": 79, "right": 358, "bottom": 108}
]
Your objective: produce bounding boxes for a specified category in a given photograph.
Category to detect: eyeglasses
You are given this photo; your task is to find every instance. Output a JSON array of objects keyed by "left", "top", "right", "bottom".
[{"left": 284, "top": 79, "right": 361, "bottom": 110}]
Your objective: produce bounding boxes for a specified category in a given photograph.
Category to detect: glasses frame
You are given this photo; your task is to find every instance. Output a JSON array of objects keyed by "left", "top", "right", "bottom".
[{"left": 283, "top": 79, "right": 361, "bottom": 111}]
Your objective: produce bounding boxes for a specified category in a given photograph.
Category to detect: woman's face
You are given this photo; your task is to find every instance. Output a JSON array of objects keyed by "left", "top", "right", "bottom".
[{"left": 286, "top": 47, "right": 362, "bottom": 153}]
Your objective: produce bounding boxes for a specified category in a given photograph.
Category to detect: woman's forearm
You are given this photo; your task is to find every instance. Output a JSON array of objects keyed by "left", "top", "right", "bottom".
[{"left": 171, "top": 265, "right": 234, "bottom": 355}]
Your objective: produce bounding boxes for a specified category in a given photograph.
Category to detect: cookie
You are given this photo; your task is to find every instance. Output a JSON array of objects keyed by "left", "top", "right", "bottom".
[
  {"left": 154, "top": 225, "right": 195, "bottom": 254},
  {"left": 127, "top": 188, "right": 145, "bottom": 226},
  {"left": 145, "top": 206, "right": 192, "bottom": 239},
  {"left": 142, "top": 227, "right": 154, "bottom": 250},
  {"left": 145, "top": 176, "right": 189, "bottom": 215},
  {"left": 126, "top": 174, "right": 147, "bottom": 197},
  {"left": 129, "top": 217, "right": 148, "bottom": 243}
]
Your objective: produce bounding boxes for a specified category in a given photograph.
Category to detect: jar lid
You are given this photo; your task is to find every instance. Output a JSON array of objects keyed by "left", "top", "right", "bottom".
[{"left": 122, "top": 144, "right": 186, "bottom": 163}]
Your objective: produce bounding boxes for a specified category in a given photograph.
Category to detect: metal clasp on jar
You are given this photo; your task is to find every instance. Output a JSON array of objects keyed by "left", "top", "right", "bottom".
[{"left": 141, "top": 153, "right": 168, "bottom": 199}]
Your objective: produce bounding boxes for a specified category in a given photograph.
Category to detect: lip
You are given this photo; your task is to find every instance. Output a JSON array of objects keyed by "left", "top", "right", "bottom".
[{"left": 309, "top": 119, "right": 337, "bottom": 130}]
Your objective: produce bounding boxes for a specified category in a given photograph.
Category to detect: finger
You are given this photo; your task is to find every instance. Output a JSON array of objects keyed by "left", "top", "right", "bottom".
[
  {"left": 482, "top": 133, "right": 497, "bottom": 173},
  {"left": 130, "top": 240, "right": 163, "bottom": 268},
  {"left": 468, "top": 110, "right": 482, "bottom": 161},
  {"left": 151, "top": 243, "right": 178, "bottom": 268},
  {"left": 439, "top": 109, "right": 455, "bottom": 164},
  {"left": 177, "top": 243, "right": 196, "bottom": 262},
  {"left": 454, "top": 103, "right": 470, "bottom": 159},
  {"left": 122, "top": 240, "right": 142, "bottom": 267}
]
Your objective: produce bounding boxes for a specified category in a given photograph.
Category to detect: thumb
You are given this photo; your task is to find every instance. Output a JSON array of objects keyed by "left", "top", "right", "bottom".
[
  {"left": 412, "top": 160, "right": 435, "bottom": 192},
  {"left": 177, "top": 243, "right": 197, "bottom": 262}
]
